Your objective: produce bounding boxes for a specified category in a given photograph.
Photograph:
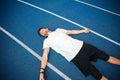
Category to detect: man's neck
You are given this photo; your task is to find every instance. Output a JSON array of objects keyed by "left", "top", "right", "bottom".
[{"left": 47, "top": 31, "right": 52, "bottom": 36}]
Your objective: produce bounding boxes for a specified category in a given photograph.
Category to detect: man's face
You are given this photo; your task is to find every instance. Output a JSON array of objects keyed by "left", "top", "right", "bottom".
[{"left": 39, "top": 28, "right": 49, "bottom": 37}]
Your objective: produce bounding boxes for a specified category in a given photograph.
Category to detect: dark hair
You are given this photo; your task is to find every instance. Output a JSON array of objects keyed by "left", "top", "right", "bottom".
[{"left": 37, "top": 27, "right": 46, "bottom": 36}]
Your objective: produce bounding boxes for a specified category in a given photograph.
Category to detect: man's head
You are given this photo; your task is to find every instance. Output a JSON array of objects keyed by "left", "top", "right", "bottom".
[{"left": 38, "top": 27, "right": 49, "bottom": 37}]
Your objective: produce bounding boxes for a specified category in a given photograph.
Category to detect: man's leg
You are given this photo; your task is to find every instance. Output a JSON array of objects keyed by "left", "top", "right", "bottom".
[
  {"left": 88, "top": 63, "right": 108, "bottom": 80},
  {"left": 89, "top": 46, "right": 120, "bottom": 66},
  {"left": 100, "top": 56, "right": 120, "bottom": 80},
  {"left": 107, "top": 56, "right": 120, "bottom": 66},
  {"left": 100, "top": 76, "right": 108, "bottom": 80}
]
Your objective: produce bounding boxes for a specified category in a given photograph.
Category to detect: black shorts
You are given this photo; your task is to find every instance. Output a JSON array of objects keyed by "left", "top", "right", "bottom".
[{"left": 71, "top": 43, "right": 109, "bottom": 80}]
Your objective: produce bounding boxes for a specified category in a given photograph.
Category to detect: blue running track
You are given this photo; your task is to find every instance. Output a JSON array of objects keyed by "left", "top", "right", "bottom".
[{"left": 0, "top": 0, "right": 120, "bottom": 80}]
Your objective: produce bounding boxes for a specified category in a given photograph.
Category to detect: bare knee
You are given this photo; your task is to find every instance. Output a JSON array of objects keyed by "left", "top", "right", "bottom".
[
  {"left": 100, "top": 76, "right": 108, "bottom": 80},
  {"left": 107, "top": 56, "right": 113, "bottom": 62},
  {"left": 107, "top": 56, "right": 120, "bottom": 65}
]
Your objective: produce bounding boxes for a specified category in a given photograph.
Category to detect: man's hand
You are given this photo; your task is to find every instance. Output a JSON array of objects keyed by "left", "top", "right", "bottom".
[
  {"left": 39, "top": 73, "right": 45, "bottom": 80},
  {"left": 83, "top": 28, "right": 90, "bottom": 33}
]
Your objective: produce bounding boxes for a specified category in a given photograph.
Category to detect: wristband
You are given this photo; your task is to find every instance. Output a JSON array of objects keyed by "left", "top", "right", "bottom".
[
  {"left": 40, "top": 71, "right": 44, "bottom": 74},
  {"left": 40, "top": 68, "right": 45, "bottom": 70}
]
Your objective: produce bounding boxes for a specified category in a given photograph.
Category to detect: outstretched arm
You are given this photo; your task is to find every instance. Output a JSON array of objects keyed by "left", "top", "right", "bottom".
[
  {"left": 39, "top": 48, "right": 50, "bottom": 80},
  {"left": 66, "top": 28, "right": 90, "bottom": 35}
]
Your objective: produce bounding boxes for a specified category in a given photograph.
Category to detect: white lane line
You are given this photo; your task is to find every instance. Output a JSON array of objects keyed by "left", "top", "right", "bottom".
[
  {"left": 0, "top": 26, "right": 72, "bottom": 80},
  {"left": 74, "top": 0, "right": 120, "bottom": 17},
  {"left": 17, "top": 0, "right": 120, "bottom": 46}
]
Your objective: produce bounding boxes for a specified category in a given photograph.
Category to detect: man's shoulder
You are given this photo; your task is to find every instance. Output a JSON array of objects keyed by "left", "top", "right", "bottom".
[
  {"left": 56, "top": 28, "right": 67, "bottom": 32},
  {"left": 56, "top": 28, "right": 64, "bottom": 30},
  {"left": 43, "top": 38, "right": 49, "bottom": 44}
]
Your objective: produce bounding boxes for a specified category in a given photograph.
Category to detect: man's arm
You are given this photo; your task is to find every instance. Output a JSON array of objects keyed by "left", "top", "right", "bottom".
[
  {"left": 39, "top": 48, "right": 50, "bottom": 80},
  {"left": 66, "top": 28, "right": 90, "bottom": 35}
]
